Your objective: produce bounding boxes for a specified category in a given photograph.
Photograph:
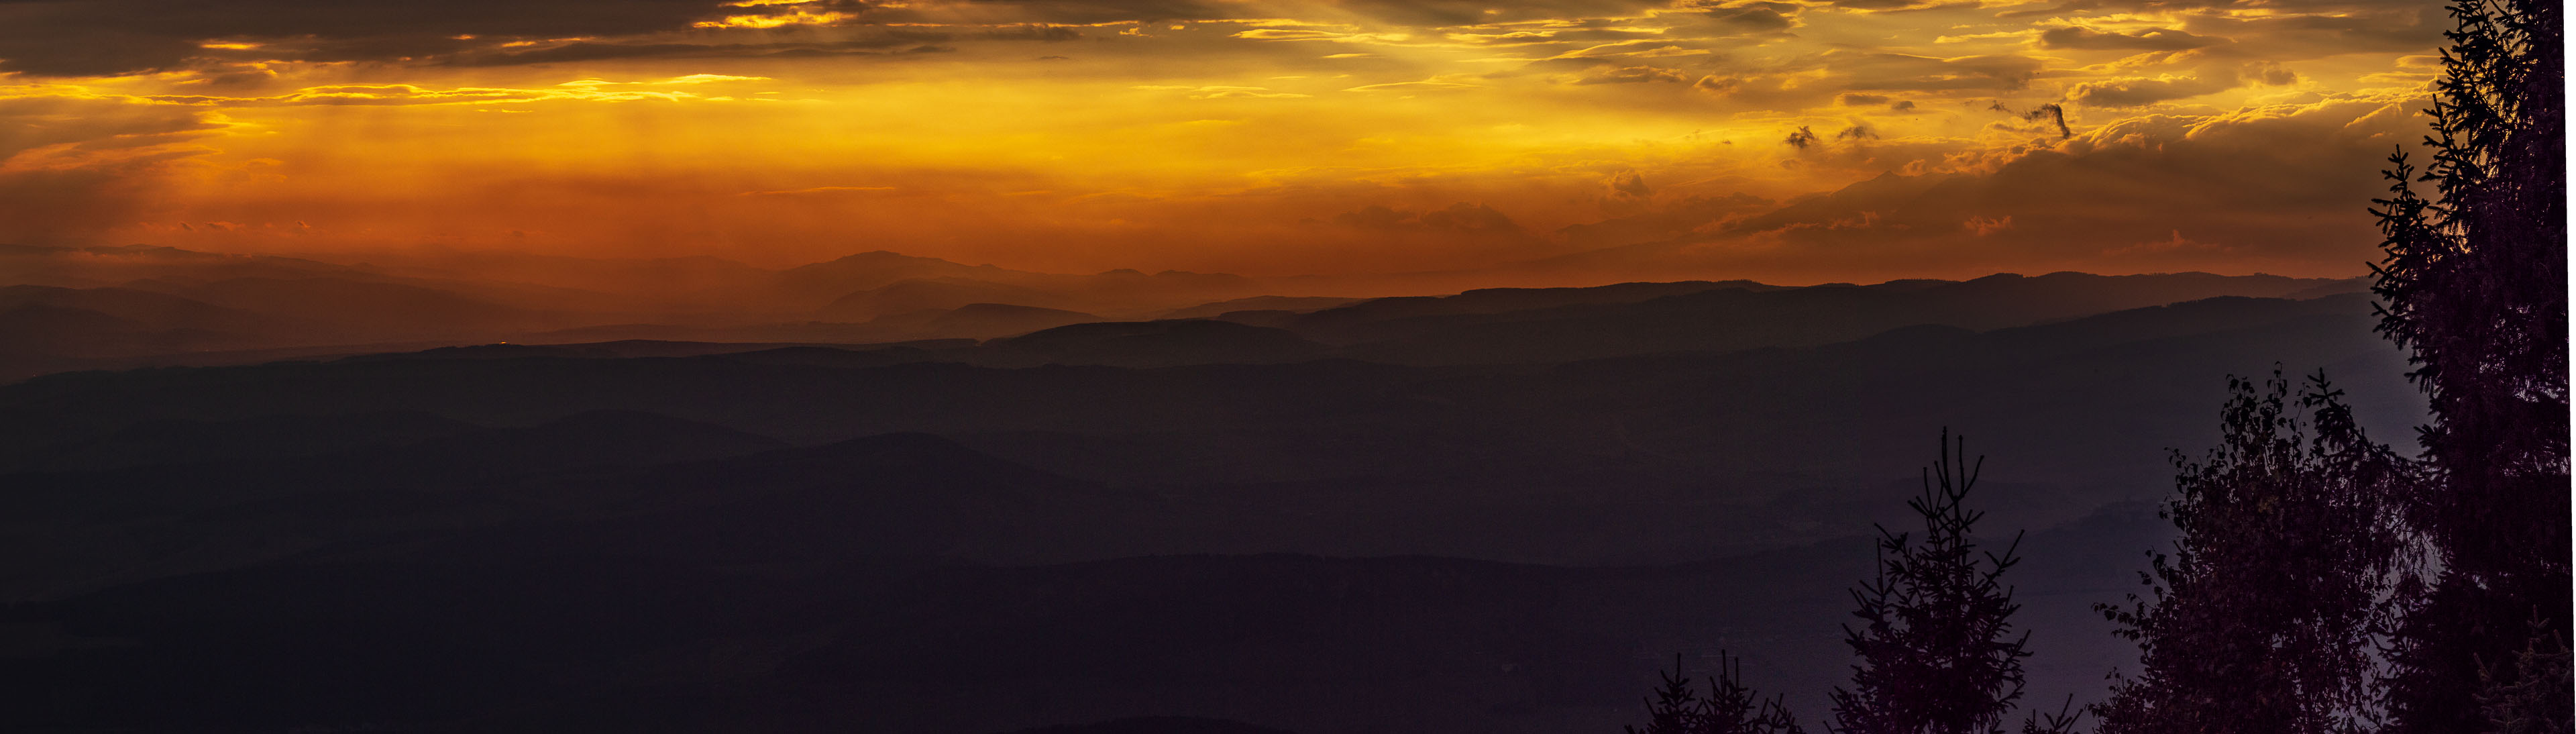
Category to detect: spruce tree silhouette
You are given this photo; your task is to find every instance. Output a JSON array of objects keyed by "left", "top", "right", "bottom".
[
  {"left": 1707, "top": 652, "right": 1809, "bottom": 734},
  {"left": 2367, "top": 0, "right": 2569, "bottom": 728},
  {"left": 1626, "top": 652, "right": 1806, "bottom": 734},
  {"left": 1827, "top": 430, "right": 2037, "bottom": 734},
  {"left": 2092, "top": 369, "right": 2408, "bottom": 734},
  {"left": 2475, "top": 622, "right": 2574, "bottom": 733},
  {"left": 1635, "top": 654, "right": 1706, "bottom": 734}
]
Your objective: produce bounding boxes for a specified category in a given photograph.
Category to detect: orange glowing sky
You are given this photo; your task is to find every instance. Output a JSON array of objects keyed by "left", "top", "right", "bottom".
[{"left": 0, "top": 0, "right": 2449, "bottom": 282}]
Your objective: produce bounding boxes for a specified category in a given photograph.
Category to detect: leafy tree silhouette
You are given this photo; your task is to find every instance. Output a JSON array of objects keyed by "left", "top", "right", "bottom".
[
  {"left": 2367, "top": 0, "right": 2568, "bottom": 728},
  {"left": 1827, "top": 430, "right": 2048, "bottom": 734},
  {"left": 1626, "top": 651, "right": 1807, "bottom": 734},
  {"left": 2092, "top": 369, "right": 2409, "bottom": 734}
]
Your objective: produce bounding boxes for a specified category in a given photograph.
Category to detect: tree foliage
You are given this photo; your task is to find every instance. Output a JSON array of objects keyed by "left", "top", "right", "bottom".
[
  {"left": 1828, "top": 430, "right": 2034, "bottom": 734},
  {"left": 2092, "top": 370, "right": 2410, "bottom": 734},
  {"left": 2371, "top": 0, "right": 2567, "bottom": 596},
  {"left": 2367, "top": 0, "right": 2569, "bottom": 729},
  {"left": 1628, "top": 652, "right": 1808, "bottom": 734},
  {"left": 2477, "top": 620, "right": 2573, "bottom": 734}
]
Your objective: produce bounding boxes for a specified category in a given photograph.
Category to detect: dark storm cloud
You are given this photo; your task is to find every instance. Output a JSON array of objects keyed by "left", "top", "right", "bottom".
[
  {"left": 900, "top": 0, "right": 1666, "bottom": 27},
  {"left": 447, "top": 33, "right": 971, "bottom": 66},
  {"left": 1784, "top": 125, "right": 1817, "bottom": 149},
  {"left": 1608, "top": 170, "right": 1652, "bottom": 198},
  {"left": 1328, "top": 0, "right": 1670, "bottom": 26},
  {"left": 1417, "top": 202, "right": 1518, "bottom": 231},
  {"left": 1556, "top": 191, "right": 1773, "bottom": 246},
  {"left": 2067, "top": 75, "right": 2231, "bottom": 107},
  {"left": 932, "top": 0, "right": 1234, "bottom": 24},
  {"left": 1681, "top": 94, "right": 2432, "bottom": 272},
  {"left": 1838, "top": 93, "right": 1919, "bottom": 111},
  {"left": 0, "top": 0, "right": 733, "bottom": 76},
  {"left": 2180, "top": 7, "right": 2445, "bottom": 58},
  {"left": 1511, "top": 56, "right": 1622, "bottom": 74},
  {"left": 1445, "top": 27, "right": 1668, "bottom": 48},
  {"left": 2036, "top": 25, "right": 2220, "bottom": 51},
  {"left": 2241, "top": 60, "right": 2297, "bottom": 85},
  {"left": 1575, "top": 66, "right": 1688, "bottom": 84},
  {"left": 0, "top": 95, "right": 224, "bottom": 240},
  {"left": 447, "top": 42, "right": 712, "bottom": 67},
  {"left": 1667, "top": 5, "right": 1797, "bottom": 35},
  {"left": 0, "top": 95, "right": 220, "bottom": 158},
  {"left": 977, "top": 23, "right": 1085, "bottom": 42},
  {"left": 2063, "top": 58, "right": 2300, "bottom": 107},
  {"left": 1841, "top": 53, "right": 2044, "bottom": 93},
  {"left": 2027, "top": 103, "right": 2070, "bottom": 138},
  {"left": 0, "top": 0, "right": 1705, "bottom": 77},
  {"left": 1332, "top": 203, "right": 1521, "bottom": 233},
  {"left": 1829, "top": 0, "right": 1939, "bottom": 10}
]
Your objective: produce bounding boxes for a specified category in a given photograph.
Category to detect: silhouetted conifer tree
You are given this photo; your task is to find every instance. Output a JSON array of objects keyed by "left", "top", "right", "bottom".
[
  {"left": 1708, "top": 653, "right": 1809, "bottom": 734},
  {"left": 1636, "top": 655, "right": 1709, "bottom": 734},
  {"left": 2476, "top": 619, "right": 2573, "bottom": 733},
  {"left": 1627, "top": 652, "right": 1807, "bottom": 734},
  {"left": 2367, "top": 0, "right": 2568, "bottom": 727},
  {"left": 1827, "top": 430, "right": 2035, "bottom": 734},
  {"left": 2092, "top": 370, "right": 2409, "bottom": 734},
  {"left": 2017, "top": 696, "right": 2084, "bottom": 734}
]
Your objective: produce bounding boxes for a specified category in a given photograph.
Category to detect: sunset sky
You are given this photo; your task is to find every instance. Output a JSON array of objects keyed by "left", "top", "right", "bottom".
[{"left": 0, "top": 0, "right": 2449, "bottom": 283}]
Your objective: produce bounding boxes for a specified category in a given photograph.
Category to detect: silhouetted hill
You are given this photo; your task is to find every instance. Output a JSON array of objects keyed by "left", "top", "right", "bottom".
[
  {"left": 0, "top": 244, "right": 2379, "bottom": 382},
  {"left": 341, "top": 342, "right": 627, "bottom": 362},
  {"left": 1202, "top": 309, "right": 1305, "bottom": 328},
  {"left": 0, "top": 410, "right": 787, "bottom": 520},
  {"left": 700, "top": 344, "right": 953, "bottom": 369},
  {"left": 348, "top": 250, "right": 777, "bottom": 299},
  {"left": 0, "top": 292, "right": 2416, "bottom": 569},
  {"left": 0, "top": 303, "right": 174, "bottom": 355},
  {"left": 0, "top": 502, "right": 2163, "bottom": 733},
  {"left": 0, "top": 289, "right": 304, "bottom": 380},
  {"left": 981, "top": 319, "right": 1332, "bottom": 368},
  {"left": 918, "top": 303, "right": 1105, "bottom": 339},
  {"left": 0, "top": 276, "right": 2425, "bottom": 733},
  {"left": 762, "top": 252, "right": 1265, "bottom": 318},
  {"left": 0, "top": 284, "right": 290, "bottom": 353},
  {"left": 3, "top": 410, "right": 478, "bottom": 474},
  {"left": 997, "top": 717, "right": 1298, "bottom": 734},
  {"left": 1976, "top": 293, "right": 2371, "bottom": 355},
  {"left": 2282, "top": 277, "right": 2370, "bottom": 300},
  {"left": 397, "top": 409, "right": 791, "bottom": 475},
  {"left": 414, "top": 431, "right": 1163, "bottom": 566},
  {"left": 510, "top": 304, "right": 1100, "bottom": 346},
  {"left": 0, "top": 244, "right": 358, "bottom": 289},
  {"left": 0, "top": 410, "right": 793, "bottom": 601},
  {"left": 820, "top": 278, "right": 1081, "bottom": 320},
  {"left": 1158, "top": 296, "right": 1363, "bottom": 320},
  {"left": 1289, "top": 280, "right": 1776, "bottom": 342},
  {"left": 0, "top": 284, "right": 272, "bottom": 327},
  {"left": 127, "top": 276, "right": 556, "bottom": 337},
  {"left": 1303, "top": 271, "right": 2359, "bottom": 364},
  {"left": 0, "top": 427, "right": 1178, "bottom": 602},
  {"left": 333, "top": 340, "right": 973, "bottom": 367}
]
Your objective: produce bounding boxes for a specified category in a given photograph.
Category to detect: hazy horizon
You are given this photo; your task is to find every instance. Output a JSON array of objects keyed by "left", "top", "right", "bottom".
[{"left": 10, "top": 238, "right": 2379, "bottom": 290}]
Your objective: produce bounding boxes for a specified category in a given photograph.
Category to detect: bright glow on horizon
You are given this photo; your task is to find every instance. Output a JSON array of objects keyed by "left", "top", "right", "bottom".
[{"left": 0, "top": 0, "right": 2445, "bottom": 282}]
